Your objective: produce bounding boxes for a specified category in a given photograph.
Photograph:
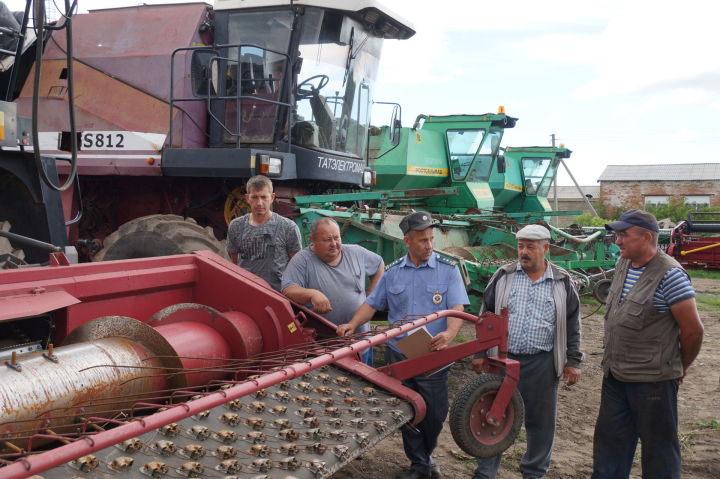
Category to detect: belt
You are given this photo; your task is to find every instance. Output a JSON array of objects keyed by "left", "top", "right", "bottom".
[{"left": 509, "top": 350, "right": 551, "bottom": 358}]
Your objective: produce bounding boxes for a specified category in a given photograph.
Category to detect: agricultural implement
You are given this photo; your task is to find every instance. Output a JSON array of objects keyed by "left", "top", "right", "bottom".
[
  {"left": 0, "top": 0, "right": 616, "bottom": 303},
  {"left": 293, "top": 114, "right": 617, "bottom": 310},
  {"left": 0, "top": 252, "right": 522, "bottom": 478},
  {"left": 667, "top": 212, "right": 720, "bottom": 270}
]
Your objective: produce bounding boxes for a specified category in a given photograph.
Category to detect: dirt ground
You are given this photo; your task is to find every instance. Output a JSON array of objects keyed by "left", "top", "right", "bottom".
[{"left": 334, "top": 278, "right": 720, "bottom": 478}]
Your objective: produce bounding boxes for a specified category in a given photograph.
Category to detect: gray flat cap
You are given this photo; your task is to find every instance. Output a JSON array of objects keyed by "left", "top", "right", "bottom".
[{"left": 516, "top": 224, "right": 551, "bottom": 241}]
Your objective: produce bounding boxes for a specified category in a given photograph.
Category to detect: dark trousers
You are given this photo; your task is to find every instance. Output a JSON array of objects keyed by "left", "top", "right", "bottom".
[
  {"left": 592, "top": 373, "right": 681, "bottom": 479},
  {"left": 387, "top": 347, "right": 449, "bottom": 476},
  {"left": 474, "top": 351, "right": 559, "bottom": 479}
]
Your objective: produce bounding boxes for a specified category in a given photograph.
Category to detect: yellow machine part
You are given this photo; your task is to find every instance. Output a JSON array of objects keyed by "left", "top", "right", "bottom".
[{"left": 224, "top": 186, "right": 250, "bottom": 225}]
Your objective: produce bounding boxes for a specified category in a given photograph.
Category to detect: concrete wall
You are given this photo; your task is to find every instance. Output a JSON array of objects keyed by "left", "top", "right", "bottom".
[
  {"left": 547, "top": 199, "right": 596, "bottom": 226},
  {"left": 600, "top": 180, "right": 720, "bottom": 208},
  {"left": 547, "top": 186, "right": 599, "bottom": 226}
]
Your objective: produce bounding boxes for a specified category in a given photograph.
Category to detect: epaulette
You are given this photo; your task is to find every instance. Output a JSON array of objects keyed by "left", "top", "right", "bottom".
[
  {"left": 386, "top": 257, "right": 404, "bottom": 270},
  {"left": 437, "top": 255, "right": 458, "bottom": 267}
]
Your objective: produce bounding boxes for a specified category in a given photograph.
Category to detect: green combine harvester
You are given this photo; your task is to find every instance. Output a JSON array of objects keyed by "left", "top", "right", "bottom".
[{"left": 293, "top": 110, "right": 616, "bottom": 311}]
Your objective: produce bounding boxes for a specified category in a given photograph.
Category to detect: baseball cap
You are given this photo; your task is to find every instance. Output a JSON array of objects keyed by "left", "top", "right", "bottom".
[
  {"left": 516, "top": 224, "right": 551, "bottom": 241},
  {"left": 605, "top": 209, "right": 659, "bottom": 233},
  {"left": 399, "top": 211, "right": 436, "bottom": 235}
]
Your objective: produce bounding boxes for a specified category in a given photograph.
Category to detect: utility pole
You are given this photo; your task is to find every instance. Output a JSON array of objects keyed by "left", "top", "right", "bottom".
[{"left": 551, "top": 134, "right": 558, "bottom": 226}]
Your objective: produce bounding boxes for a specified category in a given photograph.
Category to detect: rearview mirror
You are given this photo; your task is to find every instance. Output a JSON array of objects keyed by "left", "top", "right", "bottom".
[{"left": 496, "top": 155, "right": 506, "bottom": 173}]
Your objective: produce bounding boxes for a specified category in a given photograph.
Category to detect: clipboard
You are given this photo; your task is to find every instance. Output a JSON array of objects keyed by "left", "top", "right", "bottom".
[
  {"left": 395, "top": 327, "right": 433, "bottom": 359},
  {"left": 394, "top": 328, "right": 453, "bottom": 376}
]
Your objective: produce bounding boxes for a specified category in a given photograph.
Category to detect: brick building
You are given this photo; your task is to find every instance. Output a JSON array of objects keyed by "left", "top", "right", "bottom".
[{"left": 598, "top": 163, "right": 720, "bottom": 209}]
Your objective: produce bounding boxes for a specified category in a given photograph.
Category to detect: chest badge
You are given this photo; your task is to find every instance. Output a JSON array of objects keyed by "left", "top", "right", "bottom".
[{"left": 432, "top": 292, "right": 443, "bottom": 305}]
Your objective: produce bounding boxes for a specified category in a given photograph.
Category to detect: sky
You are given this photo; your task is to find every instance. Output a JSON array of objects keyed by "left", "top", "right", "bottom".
[{"left": 5, "top": 0, "right": 719, "bottom": 186}]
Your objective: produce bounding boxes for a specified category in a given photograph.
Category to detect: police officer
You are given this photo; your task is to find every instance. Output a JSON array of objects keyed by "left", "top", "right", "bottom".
[{"left": 338, "top": 211, "right": 469, "bottom": 479}]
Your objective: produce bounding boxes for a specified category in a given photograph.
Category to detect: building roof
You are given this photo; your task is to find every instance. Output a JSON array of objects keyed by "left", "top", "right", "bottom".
[
  {"left": 547, "top": 185, "right": 600, "bottom": 199},
  {"left": 599, "top": 163, "right": 720, "bottom": 182}
]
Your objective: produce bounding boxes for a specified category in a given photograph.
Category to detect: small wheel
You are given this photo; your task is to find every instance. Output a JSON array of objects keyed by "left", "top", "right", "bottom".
[
  {"left": 593, "top": 278, "right": 612, "bottom": 304},
  {"left": 449, "top": 374, "right": 524, "bottom": 458},
  {"left": 297, "top": 74, "right": 329, "bottom": 97}
]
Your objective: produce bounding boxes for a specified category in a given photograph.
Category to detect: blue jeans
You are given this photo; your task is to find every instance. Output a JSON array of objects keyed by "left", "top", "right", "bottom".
[
  {"left": 473, "top": 351, "right": 559, "bottom": 479},
  {"left": 387, "top": 347, "right": 449, "bottom": 477},
  {"left": 592, "top": 373, "right": 680, "bottom": 479},
  {"left": 361, "top": 347, "right": 373, "bottom": 366}
]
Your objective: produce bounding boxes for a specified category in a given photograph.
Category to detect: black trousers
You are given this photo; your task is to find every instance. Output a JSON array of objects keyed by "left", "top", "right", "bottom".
[{"left": 386, "top": 347, "right": 449, "bottom": 476}]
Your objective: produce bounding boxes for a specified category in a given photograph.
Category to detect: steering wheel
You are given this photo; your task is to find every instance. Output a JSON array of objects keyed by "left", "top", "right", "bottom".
[{"left": 297, "top": 74, "right": 330, "bottom": 98}]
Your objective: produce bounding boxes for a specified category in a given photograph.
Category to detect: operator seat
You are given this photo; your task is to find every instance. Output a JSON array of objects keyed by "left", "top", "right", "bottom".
[{"left": 309, "top": 90, "right": 335, "bottom": 149}]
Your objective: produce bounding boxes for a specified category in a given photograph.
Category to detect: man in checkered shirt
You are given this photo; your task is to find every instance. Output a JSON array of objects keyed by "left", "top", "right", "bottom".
[{"left": 472, "top": 224, "right": 583, "bottom": 479}]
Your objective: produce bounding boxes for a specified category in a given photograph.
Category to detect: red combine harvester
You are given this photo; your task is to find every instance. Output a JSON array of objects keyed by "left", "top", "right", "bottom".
[
  {"left": 2, "top": 0, "right": 417, "bottom": 264},
  {"left": 667, "top": 212, "right": 720, "bottom": 270},
  {"left": 0, "top": 252, "right": 522, "bottom": 478}
]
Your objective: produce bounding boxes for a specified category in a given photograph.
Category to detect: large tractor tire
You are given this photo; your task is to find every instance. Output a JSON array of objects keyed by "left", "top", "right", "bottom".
[
  {"left": 94, "top": 215, "right": 228, "bottom": 262},
  {"left": 449, "top": 374, "right": 524, "bottom": 458}
]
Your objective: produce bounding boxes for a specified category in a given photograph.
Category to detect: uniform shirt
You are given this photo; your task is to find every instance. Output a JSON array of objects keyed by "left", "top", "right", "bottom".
[
  {"left": 366, "top": 253, "right": 469, "bottom": 352},
  {"left": 619, "top": 266, "right": 695, "bottom": 311},
  {"left": 507, "top": 262, "right": 556, "bottom": 355}
]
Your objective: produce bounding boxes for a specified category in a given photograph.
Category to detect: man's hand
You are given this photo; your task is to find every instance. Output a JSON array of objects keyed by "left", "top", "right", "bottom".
[
  {"left": 310, "top": 291, "right": 332, "bottom": 314},
  {"left": 336, "top": 324, "right": 355, "bottom": 337},
  {"left": 472, "top": 358, "right": 489, "bottom": 374},
  {"left": 430, "top": 330, "right": 456, "bottom": 351},
  {"left": 562, "top": 366, "right": 581, "bottom": 386}
]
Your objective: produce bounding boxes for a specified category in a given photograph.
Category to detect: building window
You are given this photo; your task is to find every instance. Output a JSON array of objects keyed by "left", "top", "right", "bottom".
[
  {"left": 645, "top": 195, "right": 670, "bottom": 206},
  {"left": 685, "top": 195, "right": 710, "bottom": 208}
]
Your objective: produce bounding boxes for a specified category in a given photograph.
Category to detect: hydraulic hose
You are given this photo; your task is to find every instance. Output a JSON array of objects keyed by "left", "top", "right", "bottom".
[{"left": 31, "top": 0, "right": 79, "bottom": 192}]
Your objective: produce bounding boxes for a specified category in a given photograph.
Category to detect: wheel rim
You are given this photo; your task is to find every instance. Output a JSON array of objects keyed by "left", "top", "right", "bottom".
[{"left": 469, "top": 390, "right": 515, "bottom": 445}]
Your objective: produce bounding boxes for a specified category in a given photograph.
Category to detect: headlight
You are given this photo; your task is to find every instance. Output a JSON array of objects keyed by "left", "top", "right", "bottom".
[
  {"left": 362, "top": 169, "right": 373, "bottom": 187},
  {"left": 259, "top": 155, "right": 282, "bottom": 176}
]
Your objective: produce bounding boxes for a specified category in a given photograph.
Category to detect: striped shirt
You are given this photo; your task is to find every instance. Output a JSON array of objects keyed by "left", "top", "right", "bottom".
[
  {"left": 507, "top": 263, "right": 556, "bottom": 355},
  {"left": 620, "top": 267, "right": 695, "bottom": 311}
]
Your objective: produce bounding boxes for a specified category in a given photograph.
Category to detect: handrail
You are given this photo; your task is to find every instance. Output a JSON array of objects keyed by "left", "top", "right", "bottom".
[
  {"left": 168, "top": 43, "right": 293, "bottom": 151},
  {"left": 548, "top": 224, "right": 604, "bottom": 244}
]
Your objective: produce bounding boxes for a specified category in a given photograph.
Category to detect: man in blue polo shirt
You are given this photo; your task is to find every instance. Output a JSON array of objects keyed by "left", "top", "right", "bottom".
[{"left": 338, "top": 211, "right": 469, "bottom": 479}]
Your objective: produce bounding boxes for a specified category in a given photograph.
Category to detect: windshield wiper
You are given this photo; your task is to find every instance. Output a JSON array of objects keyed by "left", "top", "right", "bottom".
[{"left": 343, "top": 28, "right": 369, "bottom": 87}]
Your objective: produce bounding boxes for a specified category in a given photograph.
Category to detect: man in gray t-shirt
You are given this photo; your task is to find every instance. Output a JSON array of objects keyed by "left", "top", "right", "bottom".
[
  {"left": 282, "top": 218, "right": 383, "bottom": 359},
  {"left": 226, "top": 176, "right": 301, "bottom": 291}
]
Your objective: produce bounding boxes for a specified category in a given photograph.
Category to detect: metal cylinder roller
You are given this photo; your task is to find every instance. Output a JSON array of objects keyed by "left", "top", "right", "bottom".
[
  {"left": 0, "top": 304, "right": 264, "bottom": 450},
  {"left": 0, "top": 337, "right": 167, "bottom": 442}
]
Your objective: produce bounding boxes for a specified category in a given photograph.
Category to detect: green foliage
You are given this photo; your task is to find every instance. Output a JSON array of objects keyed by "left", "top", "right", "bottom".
[
  {"left": 592, "top": 200, "right": 617, "bottom": 220},
  {"left": 687, "top": 269, "right": 720, "bottom": 280},
  {"left": 580, "top": 295, "right": 601, "bottom": 305},
  {"left": 571, "top": 213, "right": 612, "bottom": 227},
  {"left": 695, "top": 295, "right": 720, "bottom": 307},
  {"left": 694, "top": 418, "right": 720, "bottom": 430},
  {"left": 680, "top": 418, "right": 720, "bottom": 454},
  {"left": 645, "top": 197, "right": 720, "bottom": 223}
]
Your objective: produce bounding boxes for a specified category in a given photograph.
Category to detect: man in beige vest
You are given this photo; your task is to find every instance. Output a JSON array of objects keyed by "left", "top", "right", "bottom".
[{"left": 592, "top": 209, "right": 704, "bottom": 479}]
